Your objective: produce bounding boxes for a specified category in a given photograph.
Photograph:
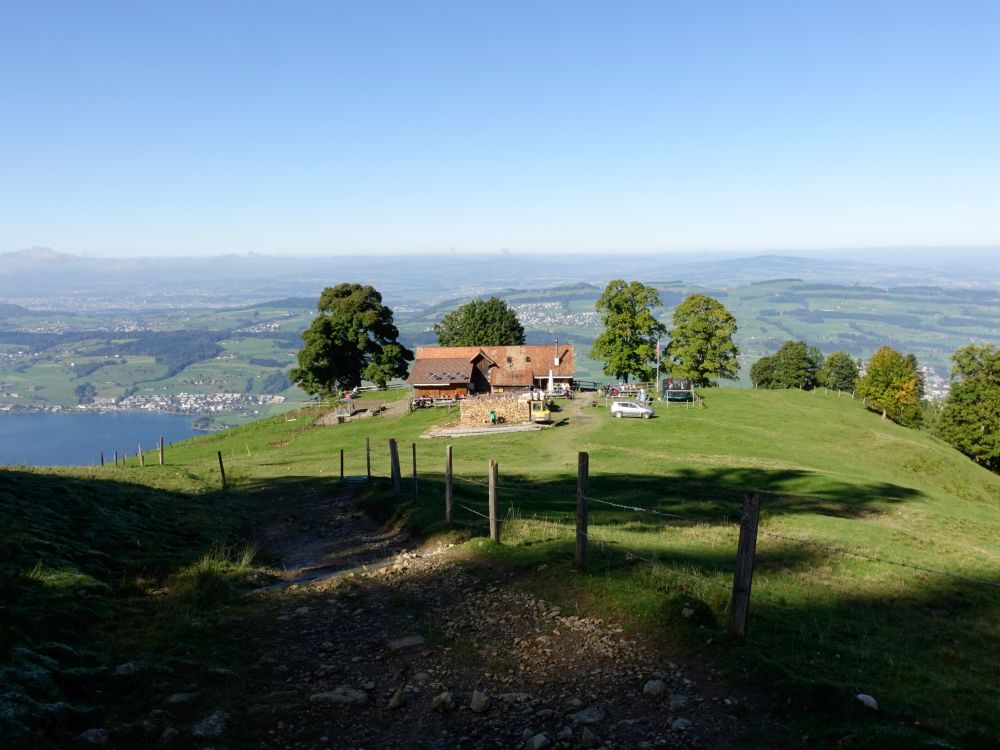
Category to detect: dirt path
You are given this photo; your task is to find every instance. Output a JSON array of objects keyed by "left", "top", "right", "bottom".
[{"left": 244, "top": 491, "right": 788, "bottom": 750}]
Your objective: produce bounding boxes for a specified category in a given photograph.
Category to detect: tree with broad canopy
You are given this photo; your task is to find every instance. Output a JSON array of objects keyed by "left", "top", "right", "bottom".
[
  {"left": 666, "top": 294, "right": 739, "bottom": 387},
  {"left": 590, "top": 280, "right": 666, "bottom": 383},
  {"left": 290, "top": 283, "right": 412, "bottom": 395},
  {"left": 433, "top": 297, "right": 525, "bottom": 347}
]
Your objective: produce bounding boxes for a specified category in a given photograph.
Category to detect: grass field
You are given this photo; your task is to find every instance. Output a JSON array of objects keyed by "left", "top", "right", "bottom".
[{"left": 3, "top": 388, "right": 999, "bottom": 747}]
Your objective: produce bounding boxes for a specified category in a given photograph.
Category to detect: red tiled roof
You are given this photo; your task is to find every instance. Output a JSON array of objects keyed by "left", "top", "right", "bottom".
[
  {"left": 406, "top": 357, "right": 473, "bottom": 385},
  {"left": 491, "top": 368, "right": 534, "bottom": 386},
  {"left": 413, "top": 345, "right": 575, "bottom": 379}
]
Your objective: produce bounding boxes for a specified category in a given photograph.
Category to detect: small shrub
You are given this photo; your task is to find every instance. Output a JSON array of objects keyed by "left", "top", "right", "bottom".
[{"left": 170, "top": 543, "right": 261, "bottom": 608}]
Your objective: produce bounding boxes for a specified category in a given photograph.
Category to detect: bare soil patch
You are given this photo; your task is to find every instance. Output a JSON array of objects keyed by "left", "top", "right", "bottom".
[{"left": 243, "top": 491, "right": 790, "bottom": 749}]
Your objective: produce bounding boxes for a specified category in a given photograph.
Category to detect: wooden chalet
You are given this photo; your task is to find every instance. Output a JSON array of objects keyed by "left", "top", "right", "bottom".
[{"left": 407, "top": 345, "right": 575, "bottom": 399}]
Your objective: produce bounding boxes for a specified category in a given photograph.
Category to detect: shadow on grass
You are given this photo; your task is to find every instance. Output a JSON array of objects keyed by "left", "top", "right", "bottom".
[
  {"left": 1, "top": 467, "right": 265, "bottom": 744},
  {"left": 4, "top": 464, "right": 997, "bottom": 750},
  {"left": 375, "top": 466, "right": 923, "bottom": 528},
  {"left": 389, "top": 511, "right": 1000, "bottom": 748}
]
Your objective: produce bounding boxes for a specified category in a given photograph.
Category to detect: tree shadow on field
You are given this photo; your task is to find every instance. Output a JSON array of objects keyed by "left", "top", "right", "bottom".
[
  {"left": 0, "top": 467, "right": 260, "bottom": 744},
  {"left": 5, "top": 464, "right": 996, "bottom": 749},
  {"left": 243, "top": 476, "right": 1000, "bottom": 750},
  {"left": 418, "top": 466, "right": 923, "bottom": 526}
]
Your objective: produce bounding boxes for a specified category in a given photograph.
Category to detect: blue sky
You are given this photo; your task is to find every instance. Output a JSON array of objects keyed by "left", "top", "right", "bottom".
[{"left": 2, "top": 1, "right": 999, "bottom": 257}]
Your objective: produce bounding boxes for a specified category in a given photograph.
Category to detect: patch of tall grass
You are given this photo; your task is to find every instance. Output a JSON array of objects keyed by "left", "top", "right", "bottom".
[{"left": 169, "top": 542, "right": 264, "bottom": 608}]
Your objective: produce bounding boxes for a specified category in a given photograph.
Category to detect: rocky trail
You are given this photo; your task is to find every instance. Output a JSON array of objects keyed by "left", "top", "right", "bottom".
[{"left": 241, "top": 490, "right": 787, "bottom": 750}]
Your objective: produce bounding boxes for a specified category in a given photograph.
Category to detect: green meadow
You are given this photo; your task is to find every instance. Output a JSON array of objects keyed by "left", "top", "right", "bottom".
[{"left": 3, "top": 389, "right": 998, "bottom": 747}]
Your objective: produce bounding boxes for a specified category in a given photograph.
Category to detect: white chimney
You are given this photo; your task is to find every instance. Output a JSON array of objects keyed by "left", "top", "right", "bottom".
[{"left": 554, "top": 355, "right": 560, "bottom": 366}]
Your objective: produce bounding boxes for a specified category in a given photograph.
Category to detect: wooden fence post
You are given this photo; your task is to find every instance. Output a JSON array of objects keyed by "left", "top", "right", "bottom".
[
  {"left": 100, "top": 451, "right": 104, "bottom": 467},
  {"left": 158, "top": 436, "right": 164, "bottom": 465},
  {"left": 217, "top": 451, "right": 227, "bottom": 490},
  {"left": 389, "top": 439, "right": 402, "bottom": 496},
  {"left": 114, "top": 450, "right": 118, "bottom": 466},
  {"left": 138, "top": 444, "right": 144, "bottom": 467},
  {"left": 412, "top": 442, "right": 418, "bottom": 498},
  {"left": 729, "top": 491, "right": 761, "bottom": 643},
  {"left": 576, "top": 451, "right": 589, "bottom": 569},
  {"left": 445, "top": 444, "right": 453, "bottom": 524},
  {"left": 366, "top": 437, "right": 371, "bottom": 479},
  {"left": 340, "top": 449, "right": 344, "bottom": 485},
  {"left": 488, "top": 459, "right": 500, "bottom": 542}
]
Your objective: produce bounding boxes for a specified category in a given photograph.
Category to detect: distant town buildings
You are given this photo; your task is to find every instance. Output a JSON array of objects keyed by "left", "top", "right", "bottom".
[{"left": 88, "top": 392, "right": 286, "bottom": 413}]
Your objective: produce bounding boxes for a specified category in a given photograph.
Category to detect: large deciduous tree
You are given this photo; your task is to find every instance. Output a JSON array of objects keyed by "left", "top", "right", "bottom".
[
  {"left": 749, "top": 340, "right": 823, "bottom": 389},
  {"left": 666, "top": 294, "right": 739, "bottom": 387},
  {"left": 290, "top": 283, "right": 412, "bottom": 395},
  {"left": 937, "top": 344, "right": 1000, "bottom": 471},
  {"left": 817, "top": 350, "right": 860, "bottom": 392},
  {"left": 856, "top": 345, "right": 921, "bottom": 426},
  {"left": 433, "top": 297, "right": 525, "bottom": 347},
  {"left": 590, "top": 280, "right": 666, "bottom": 382}
]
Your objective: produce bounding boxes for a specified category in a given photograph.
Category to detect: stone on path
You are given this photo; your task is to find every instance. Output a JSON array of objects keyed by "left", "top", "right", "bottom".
[
  {"left": 469, "top": 689, "right": 490, "bottom": 713},
  {"left": 571, "top": 706, "right": 605, "bottom": 725},
  {"left": 192, "top": 711, "right": 230, "bottom": 739},
  {"left": 643, "top": 678, "right": 667, "bottom": 697},
  {"left": 387, "top": 635, "right": 425, "bottom": 651},
  {"left": 388, "top": 689, "right": 406, "bottom": 709},
  {"left": 856, "top": 693, "right": 879, "bottom": 711},
  {"left": 581, "top": 727, "right": 603, "bottom": 749},
  {"left": 431, "top": 691, "right": 455, "bottom": 711},
  {"left": 113, "top": 662, "right": 139, "bottom": 677},
  {"left": 164, "top": 692, "right": 201, "bottom": 705},
  {"left": 75, "top": 728, "right": 108, "bottom": 745},
  {"left": 310, "top": 686, "right": 369, "bottom": 705},
  {"left": 672, "top": 717, "right": 692, "bottom": 731},
  {"left": 526, "top": 733, "right": 551, "bottom": 750}
]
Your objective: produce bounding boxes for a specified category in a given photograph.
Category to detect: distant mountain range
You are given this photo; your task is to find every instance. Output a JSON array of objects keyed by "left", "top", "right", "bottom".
[{"left": 1, "top": 246, "right": 998, "bottom": 311}]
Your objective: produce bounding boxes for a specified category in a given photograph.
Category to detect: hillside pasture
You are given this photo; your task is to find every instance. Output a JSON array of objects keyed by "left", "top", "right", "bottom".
[
  {"left": 161, "top": 389, "right": 999, "bottom": 746},
  {"left": 3, "top": 389, "right": 998, "bottom": 747}
]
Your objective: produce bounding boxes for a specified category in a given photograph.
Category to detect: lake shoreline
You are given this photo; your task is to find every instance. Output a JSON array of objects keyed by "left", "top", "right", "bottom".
[{"left": 0, "top": 412, "right": 210, "bottom": 467}]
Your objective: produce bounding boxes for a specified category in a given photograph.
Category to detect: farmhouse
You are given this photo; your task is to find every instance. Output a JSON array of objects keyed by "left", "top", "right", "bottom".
[{"left": 407, "top": 344, "right": 574, "bottom": 399}]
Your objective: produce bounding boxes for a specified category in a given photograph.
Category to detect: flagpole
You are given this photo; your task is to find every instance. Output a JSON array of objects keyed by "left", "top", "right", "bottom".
[{"left": 655, "top": 339, "right": 661, "bottom": 395}]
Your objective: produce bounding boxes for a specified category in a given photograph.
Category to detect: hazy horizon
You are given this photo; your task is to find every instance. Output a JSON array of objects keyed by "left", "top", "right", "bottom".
[{"left": 4, "top": 244, "right": 999, "bottom": 267}]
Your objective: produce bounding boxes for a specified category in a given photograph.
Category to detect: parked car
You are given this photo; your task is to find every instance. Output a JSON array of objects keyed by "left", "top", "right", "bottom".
[{"left": 610, "top": 400, "right": 654, "bottom": 419}]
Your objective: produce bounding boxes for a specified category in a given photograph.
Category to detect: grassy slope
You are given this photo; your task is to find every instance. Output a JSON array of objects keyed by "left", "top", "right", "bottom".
[{"left": 3, "top": 390, "right": 999, "bottom": 747}]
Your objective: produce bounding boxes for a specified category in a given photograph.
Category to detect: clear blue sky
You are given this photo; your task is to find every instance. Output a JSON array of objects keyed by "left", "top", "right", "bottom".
[{"left": 2, "top": 1, "right": 999, "bottom": 257}]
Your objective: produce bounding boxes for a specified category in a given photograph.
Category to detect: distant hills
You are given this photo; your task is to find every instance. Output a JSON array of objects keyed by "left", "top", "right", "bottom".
[{"left": 2, "top": 247, "right": 999, "bottom": 313}]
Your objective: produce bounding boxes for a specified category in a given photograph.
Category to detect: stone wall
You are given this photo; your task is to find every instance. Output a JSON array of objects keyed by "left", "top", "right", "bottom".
[{"left": 459, "top": 396, "right": 531, "bottom": 426}]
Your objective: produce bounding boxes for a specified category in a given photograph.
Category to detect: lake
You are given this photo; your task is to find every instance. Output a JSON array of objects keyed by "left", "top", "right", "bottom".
[{"left": 0, "top": 412, "right": 203, "bottom": 467}]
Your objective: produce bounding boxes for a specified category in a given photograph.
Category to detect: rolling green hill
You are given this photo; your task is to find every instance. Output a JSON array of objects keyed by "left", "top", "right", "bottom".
[
  {"left": 2, "top": 389, "right": 998, "bottom": 747},
  {"left": 4, "top": 277, "right": 999, "bottom": 418}
]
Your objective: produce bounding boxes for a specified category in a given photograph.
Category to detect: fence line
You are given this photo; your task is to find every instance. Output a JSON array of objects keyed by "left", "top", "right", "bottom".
[
  {"left": 440, "top": 455, "right": 1000, "bottom": 591},
  {"left": 190, "top": 436, "right": 1000, "bottom": 604},
  {"left": 586, "top": 493, "right": 698, "bottom": 522},
  {"left": 455, "top": 502, "right": 492, "bottom": 520}
]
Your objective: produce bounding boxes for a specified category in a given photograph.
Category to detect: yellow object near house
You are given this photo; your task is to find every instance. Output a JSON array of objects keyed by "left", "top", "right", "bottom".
[{"left": 530, "top": 400, "right": 551, "bottom": 423}]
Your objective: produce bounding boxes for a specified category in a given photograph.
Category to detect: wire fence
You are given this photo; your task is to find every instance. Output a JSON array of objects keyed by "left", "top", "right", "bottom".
[
  {"left": 164, "top": 433, "right": 999, "bottom": 656},
  {"left": 430, "top": 452, "right": 1000, "bottom": 589}
]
